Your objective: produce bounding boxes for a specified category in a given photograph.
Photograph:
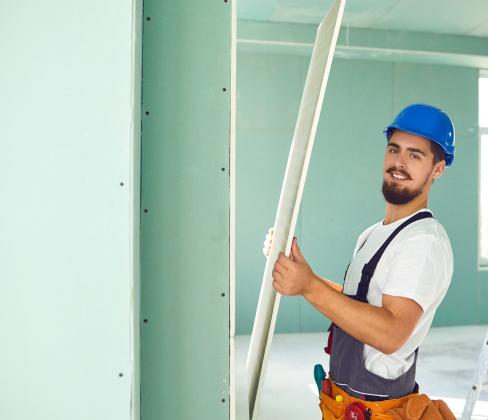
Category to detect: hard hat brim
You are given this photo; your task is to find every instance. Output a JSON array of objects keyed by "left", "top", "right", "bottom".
[{"left": 383, "top": 125, "right": 454, "bottom": 167}]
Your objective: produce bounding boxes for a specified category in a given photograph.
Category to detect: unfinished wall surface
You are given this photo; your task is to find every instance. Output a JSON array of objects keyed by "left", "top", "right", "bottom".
[
  {"left": 0, "top": 1, "right": 142, "bottom": 419},
  {"left": 236, "top": 50, "right": 482, "bottom": 334},
  {"left": 140, "top": 1, "right": 234, "bottom": 419}
]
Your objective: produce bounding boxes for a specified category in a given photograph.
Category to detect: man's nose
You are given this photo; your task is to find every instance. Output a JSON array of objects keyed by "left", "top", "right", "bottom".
[{"left": 394, "top": 152, "right": 407, "bottom": 168}]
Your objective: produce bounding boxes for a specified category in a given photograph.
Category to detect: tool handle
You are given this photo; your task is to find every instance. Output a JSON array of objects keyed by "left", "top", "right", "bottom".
[
  {"left": 314, "top": 364, "right": 326, "bottom": 398},
  {"left": 321, "top": 379, "right": 332, "bottom": 398}
]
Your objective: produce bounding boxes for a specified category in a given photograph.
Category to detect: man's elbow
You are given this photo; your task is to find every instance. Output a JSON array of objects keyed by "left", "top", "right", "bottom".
[
  {"left": 377, "top": 336, "right": 407, "bottom": 355},
  {"left": 379, "top": 345, "right": 399, "bottom": 355}
]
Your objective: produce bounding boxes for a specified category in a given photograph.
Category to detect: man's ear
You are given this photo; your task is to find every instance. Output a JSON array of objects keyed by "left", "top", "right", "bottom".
[{"left": 433, "top": 160, "right": 446, "bottom": 180}]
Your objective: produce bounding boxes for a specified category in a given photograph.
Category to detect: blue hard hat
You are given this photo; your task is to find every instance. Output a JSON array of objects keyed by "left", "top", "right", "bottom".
[{"left": 383, "top": 104, "right": 455, "bottom": 167}]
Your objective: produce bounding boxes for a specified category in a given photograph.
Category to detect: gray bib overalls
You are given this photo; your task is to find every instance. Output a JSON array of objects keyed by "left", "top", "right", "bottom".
[{"left": 327, "top": 212, "right": 433, "bottom": 401}]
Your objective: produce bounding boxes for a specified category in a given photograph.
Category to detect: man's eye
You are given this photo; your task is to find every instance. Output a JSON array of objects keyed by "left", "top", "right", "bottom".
[
  {"left": 389, "top": 149, "right": 397, "bottom": 153},
  {"left": 411, "top": 154, "right": 420, "bottom": 159}
]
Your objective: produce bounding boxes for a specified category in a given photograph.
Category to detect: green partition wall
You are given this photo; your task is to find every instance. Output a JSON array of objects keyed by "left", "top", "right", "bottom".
[
  {"left": 0, "top": 2, "right": 142, "bottom": 419},
  {"left": 140, "top": 1, "right": 234, "bottom": 419}
]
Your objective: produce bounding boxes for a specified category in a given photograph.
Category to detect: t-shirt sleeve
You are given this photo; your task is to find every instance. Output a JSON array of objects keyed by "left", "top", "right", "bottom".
[{"left": 381, "top": 234, "right": 452, "bottom": 312}]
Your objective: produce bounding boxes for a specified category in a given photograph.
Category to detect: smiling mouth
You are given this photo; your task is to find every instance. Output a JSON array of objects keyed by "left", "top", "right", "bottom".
[
  {"left": 387, "top": 171, "right": 411, "bottom": 182},
  {"left": 392, "top": 173, "right": 407, "bottom": 180}
]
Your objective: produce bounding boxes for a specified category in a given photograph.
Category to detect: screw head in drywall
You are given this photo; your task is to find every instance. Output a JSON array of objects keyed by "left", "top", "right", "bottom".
[
  {"left": 223, "top": 88, "right": 226, "bottom": 91},
  {"left": 119, "top": 373, "right": 123, "bottom": 377},
  {"left": 143, "top": 319, "right": 148, "bottom": 323},
  {"left": 120, "top": 182, "right": 124, "bottom": 186},
  {"left": 144, "top": 209, "right": 148, "bottom": 213},
  {"left": 473, "top": 386, "right": 477, "bottom": 390},
  {"left": 146, "top": 111, "right": 149, "bottom": 115},
  {"left": 221, "top": 168, "right": 225, "bottom": 171},
  {"left": 221, "top": 293, "right": 225, "bottom": 297},
  {"left": 147, "top": 17, "right": 151, "bottom": 21},
  {"left": 222, "top": 399, "right": 225, "bottom": 403}
]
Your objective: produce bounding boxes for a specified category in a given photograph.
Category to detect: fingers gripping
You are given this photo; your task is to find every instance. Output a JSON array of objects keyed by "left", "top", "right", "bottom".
[
  {"left": 277, "top": 252, "right": 294, "bottom": 270},
  {"left": 263, "top": 228, "right": 300, "bottom": 262},
  {"left": 263, "top": 227, "right": 274, "bottom": 257},
  {"left": 291, "top": 237, "right": 303, "bottom": 261},
  {"left": 272, "top": 266, "right": 283, "bottom": 281},
  {"left": 272, "top": 280, "right": 284, "bottom": 294}
]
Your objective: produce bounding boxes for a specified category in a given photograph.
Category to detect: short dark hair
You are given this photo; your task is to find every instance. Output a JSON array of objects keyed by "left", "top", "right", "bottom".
[
  {"left": 430, "top": 140, "right": 445, "bottom": 165},
  {"left": 388, "top": 128, "right": 445, "bottom": 165}
]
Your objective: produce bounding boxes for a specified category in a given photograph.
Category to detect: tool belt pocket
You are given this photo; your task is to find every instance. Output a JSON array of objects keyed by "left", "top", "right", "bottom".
[
  {"left": 319, "top": 390, "right": 401, "bottom": 420},
  {"left": 376, "top": 414, "right": 395, "bottom": 420},
  {"left": 319, "top": 392, "right": 347, "bottom": 420},
  {"left": 319, "top": 395, "right": 397, "bottom": 420}
]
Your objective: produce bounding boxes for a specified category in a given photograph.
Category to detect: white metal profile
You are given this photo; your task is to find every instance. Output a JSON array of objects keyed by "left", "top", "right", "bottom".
[
  {"left": 461, "top": 328, "right": 488, "bottom": 420},
  {"left": 246, "top": 0, "right": 347, "bottom": 418}
]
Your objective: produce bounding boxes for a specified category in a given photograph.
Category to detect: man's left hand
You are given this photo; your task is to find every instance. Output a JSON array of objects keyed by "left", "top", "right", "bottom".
[{"left": 272, "top": 237, "right": 317, "bottom": 296}]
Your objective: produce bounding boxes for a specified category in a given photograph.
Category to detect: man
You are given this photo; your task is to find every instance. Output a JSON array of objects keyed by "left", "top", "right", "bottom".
[{"left": 264, "top": 104, "right": 455, "bottom": 413}]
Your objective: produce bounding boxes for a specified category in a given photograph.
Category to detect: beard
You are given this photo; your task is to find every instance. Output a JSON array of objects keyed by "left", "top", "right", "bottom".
[{"left": 382, "top": 167, "right": 425, "bottom": 205}]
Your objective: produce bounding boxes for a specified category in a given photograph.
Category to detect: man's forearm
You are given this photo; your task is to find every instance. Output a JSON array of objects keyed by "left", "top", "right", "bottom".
[
  {"left": 302, "top": 276, "right": 410, "bottom": 355},
  {"left": 315, "top": 274, "right": 343, "bottom": 292},
  {"left": 271, "top": 242, "right": 423, "bottom": 353}
]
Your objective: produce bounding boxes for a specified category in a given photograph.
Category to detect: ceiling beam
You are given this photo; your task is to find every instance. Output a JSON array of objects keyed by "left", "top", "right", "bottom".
[{"left": 237, "top": 19, "right": 488, "bottom": 68}]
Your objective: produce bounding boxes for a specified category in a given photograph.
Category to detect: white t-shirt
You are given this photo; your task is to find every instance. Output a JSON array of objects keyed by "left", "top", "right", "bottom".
[{"left": 342, "top": 209, "right": 453, "bottom": 380}]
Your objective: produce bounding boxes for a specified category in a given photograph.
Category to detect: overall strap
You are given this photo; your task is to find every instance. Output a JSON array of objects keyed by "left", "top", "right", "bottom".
[{"left": 356, "top": 211, "right": 434, "bottom": 300}]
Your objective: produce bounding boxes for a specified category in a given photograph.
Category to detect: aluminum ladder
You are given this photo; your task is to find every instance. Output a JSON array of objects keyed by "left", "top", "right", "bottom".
[{"left": 461, "top": 329, "right": 488, "bottom": 420}]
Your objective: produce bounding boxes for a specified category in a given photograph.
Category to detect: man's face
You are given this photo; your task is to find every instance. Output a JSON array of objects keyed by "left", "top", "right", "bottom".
[{"left": 382, "top": 130, "right": 443, "bottom": 205}]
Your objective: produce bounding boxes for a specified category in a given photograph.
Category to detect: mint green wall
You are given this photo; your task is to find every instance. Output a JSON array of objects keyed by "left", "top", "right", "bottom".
[
  {"left": 0, "top": 2, "right": 142, "bottom": 419},
  {"left": 236, "top": 52, "right": 482, "bottom": 334},
  {"left": 140, "top": 1, "right": 232, "bottom": 419}
]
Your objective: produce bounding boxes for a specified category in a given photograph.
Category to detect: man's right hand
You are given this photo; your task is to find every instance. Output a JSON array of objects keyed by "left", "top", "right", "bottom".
[{"left": 264, "top": 228, "right": 343, "bottom": 293}]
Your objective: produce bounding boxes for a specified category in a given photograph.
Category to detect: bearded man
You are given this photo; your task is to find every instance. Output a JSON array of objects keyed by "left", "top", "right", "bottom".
[{"left": 265, "top": 104, "right": 455, "bottom": 417}]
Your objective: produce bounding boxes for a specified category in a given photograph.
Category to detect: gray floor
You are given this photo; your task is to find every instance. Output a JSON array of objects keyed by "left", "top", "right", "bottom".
[{"left": 235, "top": 326, "right": 488, "bottom": 420}]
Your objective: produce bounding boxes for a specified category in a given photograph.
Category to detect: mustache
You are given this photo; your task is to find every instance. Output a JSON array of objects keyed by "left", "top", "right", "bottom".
[{"left": 386, "top": 166, "right": 412, "bottom": 180}]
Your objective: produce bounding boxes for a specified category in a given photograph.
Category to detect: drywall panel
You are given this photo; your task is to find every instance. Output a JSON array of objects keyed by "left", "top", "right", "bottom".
[
  {"left": 0, "top": 1, "right": 142, "bottom": 419},
  {"left": 246, "top": 1, "right": 346, "bottom": 418},
  {"left": 140, "top": 1, "right": 233, "bottom": 419}
]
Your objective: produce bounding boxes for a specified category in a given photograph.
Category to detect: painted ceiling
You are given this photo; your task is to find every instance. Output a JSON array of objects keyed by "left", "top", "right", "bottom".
[{"left": 237, "top": 0, "right": 488, "bottom": 37}]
